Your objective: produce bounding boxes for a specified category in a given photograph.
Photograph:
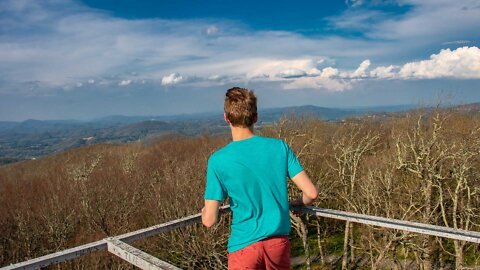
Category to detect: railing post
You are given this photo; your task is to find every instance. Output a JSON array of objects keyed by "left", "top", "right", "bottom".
[{"left": 106, "top": 238, "right": 181, "bottom": 270}]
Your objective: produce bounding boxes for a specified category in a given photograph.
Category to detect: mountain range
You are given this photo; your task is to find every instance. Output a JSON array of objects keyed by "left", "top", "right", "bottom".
[{"left": 0, "top": 103, "right": 464, "bottom": 165}]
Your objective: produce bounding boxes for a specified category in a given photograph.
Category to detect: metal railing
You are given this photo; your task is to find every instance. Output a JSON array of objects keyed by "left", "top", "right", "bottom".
[{"left": 2, "top": 205, "right": 480, "bottom": 270}]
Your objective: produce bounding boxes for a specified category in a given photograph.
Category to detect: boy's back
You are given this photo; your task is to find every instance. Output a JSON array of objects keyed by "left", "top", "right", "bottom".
[
  {"left": 201, "top": 87, "right": 317, "bottom": 269},
  {"left": 204, "top": 135, "right": 303, "bottom": 252}
]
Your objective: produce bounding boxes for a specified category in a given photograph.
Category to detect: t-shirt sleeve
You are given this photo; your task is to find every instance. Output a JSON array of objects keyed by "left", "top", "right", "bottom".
[
  {"left": 204, "top": 157, "right": 227, "bottom": 201},
  {"left": 284, "top": 141, "right": 304, "bottom": 179}
]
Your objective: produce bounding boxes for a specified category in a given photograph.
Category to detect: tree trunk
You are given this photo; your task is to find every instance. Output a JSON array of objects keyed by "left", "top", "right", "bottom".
[
  {"left": 342, "top": 221, "right": 350, "bottom": 270},
  {"left": 454, "top": 240, "right": 464, "bottom": 270},
  {"left": 300, "top": 219, "right": 312, "bottom": 270},
  {"left": 316, "top": 219, "right": 325, "bottom": 265},
  {"left": 421, "top": 237, "right": 434, "bottom": 270},
  {"left": 422, "top": 180, "right": 434, "bottom": 270},
  {"left": 291, "top": 213, "right": 311, "bottom": 270},
  {"left": 349, "top": 222, "right": 355, "bottom": 266},
  {"left": 392, "top": 244, "right": 403, "bottom": 270},
  {"left": 413, "top": 251, "right": 422, "bottom": 270}
]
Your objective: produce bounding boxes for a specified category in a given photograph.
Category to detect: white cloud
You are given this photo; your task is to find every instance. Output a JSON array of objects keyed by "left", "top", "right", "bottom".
[
  {"left": 398, "top": 46, "right": 480, "bottom": 79},
  {"left": 370, "top": 65, "right": 398, "bottom": 79},
  {"left": 1, "top": 0, "right": 395, "bottom": 94},
  {"left": 245, "top": 58, "right": 324, "bottom": 79},
  {"left": 0, "top": 0, "right": 479, "bottom": 96},
  {"left": 205, "top": 26, "right": 219, "bottom": 35},
  {"left": 279, "top": 46, "right": 480, "bottom": 89},
  {"left": 119, "top": 79, "right": 132, "bottom": 86},
  {"left": 276, "top": 69, "right": 307, "bottom": 78},
  {"left": 329, "top": 0, "right": 480, "bottom": 56},
  {"left": 320, "top": 67, "right": 339, "bottom": 78},
  {"left": 156, "top": 46, "right": 480, "bottom": 90},
  {"left": 283, "top": 77, "right": 351, "bottom": 91},
  {"left": 207, "top": 74, "right": 224, "bottom": 81},
  {"left": 87, "top": 79, "right": 95, "bottom": 84},
  {"left": 350, "top": 59, "right": 370, "bottom": 78},
  {"left": 161, "top": 73, "right": 183, "bottom": 85}
]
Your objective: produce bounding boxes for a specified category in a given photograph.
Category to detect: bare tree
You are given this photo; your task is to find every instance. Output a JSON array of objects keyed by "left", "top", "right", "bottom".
[
  {"left": 395, "top": 113, "right": 451, "bottom": 270},
  {"left": 330, "top": 123, "right": 379, "bottom": 270}
]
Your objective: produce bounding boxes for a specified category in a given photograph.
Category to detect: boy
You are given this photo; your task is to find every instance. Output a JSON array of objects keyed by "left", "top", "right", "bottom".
[{"left": 202, "top": 87, "right": 318, "bottom": 269}]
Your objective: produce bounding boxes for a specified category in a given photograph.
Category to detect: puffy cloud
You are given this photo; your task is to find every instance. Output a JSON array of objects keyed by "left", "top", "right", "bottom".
[
  {"left": 276, "top": 64, "right": 349, "bottom": 91},
  {"left": 1, "top": 0, "right": 479, "bottom": 96},
  {"left": 398, "top": 46, "right": 480, "bottom": 79},
  {"left": 153, "top": 46, "right": 480, "bottom": 90},
  {"left": 161, "top": 73, "right": 183, "bottom": 85},
  {"left": 279, "top": 46, "right": 480, "bottom": 89},
  {"left": 119, "top": 79, "right": 132, "bottom": 86},
  {"left": 174, "top": 46, "right": 478, "bottom": 90},
  {"left": 283, "top": 77, "right": 351, "bottom": 91},
  {"left": 276, "top": 69, "right": 307, "bottom": 79},
  {"left": 350, "top": 59, "right": 370, "bottom": 78},
  {"left": 246, "top": 59, "right": 323, "bottom": 79},
  {"left": 320, "top": 67, "right": 339, "bottom": 78},
  {"left": 370, "top": 65, "right": 398, "bottom": 79},
  {"left": 359, "top": 46, "right": 480, "bottom": 80}
]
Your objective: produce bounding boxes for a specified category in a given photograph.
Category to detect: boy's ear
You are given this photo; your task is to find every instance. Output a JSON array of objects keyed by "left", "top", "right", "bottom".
[{"left": 223, "top": 113, "right": 231, "bottom": 124}]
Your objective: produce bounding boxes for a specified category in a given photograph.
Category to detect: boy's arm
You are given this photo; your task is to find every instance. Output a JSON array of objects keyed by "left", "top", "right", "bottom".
[
  {"left": 202, "top": 199, "right": 221, "bottom": 228},
  {"left": 290, "top": 170, "right": 318, "bottom": 206}
]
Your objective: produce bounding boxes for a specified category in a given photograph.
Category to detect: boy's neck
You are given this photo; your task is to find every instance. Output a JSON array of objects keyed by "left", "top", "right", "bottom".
[{"left": 230, "top": 125, "right": 255, "bottom": 141}]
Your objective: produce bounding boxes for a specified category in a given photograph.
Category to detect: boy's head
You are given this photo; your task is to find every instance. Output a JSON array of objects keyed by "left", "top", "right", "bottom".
[{"left": 224, "top": 87, "right": 257, "bottom": 128}]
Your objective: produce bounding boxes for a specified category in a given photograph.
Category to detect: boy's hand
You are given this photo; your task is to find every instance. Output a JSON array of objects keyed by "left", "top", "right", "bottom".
[
  {"left": 289, "top": 198, "right": 304, "bottom": 217},
  {"left": 289, "top": 198, "right": 304, "bottom": 207},
  {"left": 290, "top": 171, "right": 318, "bottom": 206}
]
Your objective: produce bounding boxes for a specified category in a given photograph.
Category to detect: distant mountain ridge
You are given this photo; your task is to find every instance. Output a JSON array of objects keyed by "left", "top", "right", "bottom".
[
  {"left": 1, "top": 103, "right": 473, "bottom": 165},
  {"left": 0, "top": 104, "right": 417, "bottom": 130}
]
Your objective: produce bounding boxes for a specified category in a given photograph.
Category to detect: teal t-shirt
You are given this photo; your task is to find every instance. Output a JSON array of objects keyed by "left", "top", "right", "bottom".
[{"left": 204, "top": 135, "right": 304, "bottom": 252}]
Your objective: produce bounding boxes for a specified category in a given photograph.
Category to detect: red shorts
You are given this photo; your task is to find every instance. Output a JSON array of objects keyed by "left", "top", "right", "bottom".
[{"left": 227, "top": 235, "right": 290, "bottom": 270}]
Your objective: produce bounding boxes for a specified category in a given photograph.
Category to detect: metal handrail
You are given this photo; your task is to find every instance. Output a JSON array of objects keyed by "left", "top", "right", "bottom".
[
  {"left": 295, "top": 206, "right": 480, "bottom": 243},
  {"left": 1, "top": 206, "right": 231, "bottom": 270},
  {"left": 2, "top": 205, "right": 480, "bottom": 270}
]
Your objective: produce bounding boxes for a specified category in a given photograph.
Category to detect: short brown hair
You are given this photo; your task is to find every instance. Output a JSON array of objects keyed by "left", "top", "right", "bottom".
[{"left": 224, "top": 87, "right": 257, "bottom": 127}]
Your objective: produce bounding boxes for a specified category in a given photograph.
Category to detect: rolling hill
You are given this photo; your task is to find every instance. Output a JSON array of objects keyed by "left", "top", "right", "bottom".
[{"left": 0, "top": 103, "right": 432, "bottom": 165}]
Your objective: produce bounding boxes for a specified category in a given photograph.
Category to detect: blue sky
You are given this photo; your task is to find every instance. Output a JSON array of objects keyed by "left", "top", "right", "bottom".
[{"left": 0, "top": 0, "right": 479, "bottom": 121}]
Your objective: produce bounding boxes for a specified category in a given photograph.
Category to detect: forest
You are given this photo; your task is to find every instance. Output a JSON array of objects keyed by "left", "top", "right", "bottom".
[{"left": 1, "top": 107, "right": 480, "bottom": 269}]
